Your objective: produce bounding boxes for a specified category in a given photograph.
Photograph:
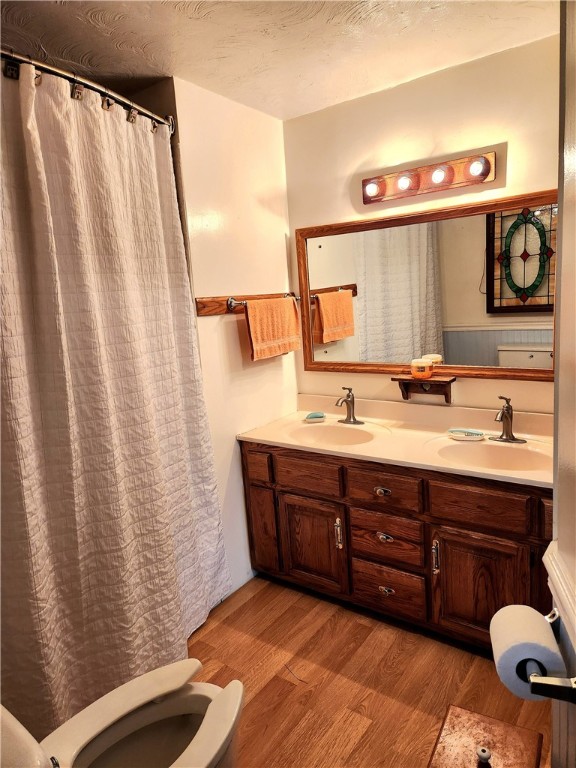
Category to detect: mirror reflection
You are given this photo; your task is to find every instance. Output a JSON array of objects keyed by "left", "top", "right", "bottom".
[{"left": 305, "top": 198, "right": 556, "bottom": 371}]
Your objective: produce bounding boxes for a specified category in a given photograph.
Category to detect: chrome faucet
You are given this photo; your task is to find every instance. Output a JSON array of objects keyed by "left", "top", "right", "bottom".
[
  {"left": 489, "top": 396, "right": 526, "bottom": 444},
  {"left": 335, "top": 387, "right": 364, "bottom": 425}
]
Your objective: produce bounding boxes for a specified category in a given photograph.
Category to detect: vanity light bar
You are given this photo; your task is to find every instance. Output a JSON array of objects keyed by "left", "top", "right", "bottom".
[{"left": 362, "top": 151, "right": 496, "bottom": 204}]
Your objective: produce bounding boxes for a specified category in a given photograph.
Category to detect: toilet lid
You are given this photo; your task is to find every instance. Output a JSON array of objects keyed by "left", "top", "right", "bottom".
[{"left": 1, "top": 705, "right": 53, "bottom": 768}]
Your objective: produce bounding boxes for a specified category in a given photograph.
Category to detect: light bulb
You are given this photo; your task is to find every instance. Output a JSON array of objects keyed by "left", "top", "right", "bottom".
[
  {"left": 397, "top": 175, "right": 411, "bottom": 191},
  {"left": 431, "top": 167, "right": 446, "bottom": 184},
  {"left": 469, "top": 156, "right": 490, "bottom": 178},
  {"left": 364, "top": 181, "right": 380, "bottom": 197}
]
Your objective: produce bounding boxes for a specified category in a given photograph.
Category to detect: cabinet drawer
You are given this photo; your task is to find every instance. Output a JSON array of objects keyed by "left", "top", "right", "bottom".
[
  {"left": 346, "top": 468, "right": 422, "bottom": 513},
  {"left": 429, "top": 481, "right": 531, "bottom": 535},
  {"left": 352, "top": 558, "right": 426, "bottom": 621},
  {"left": 245, "top": 450, "right": 273, "bottom": 484},
  {"left": 275, "top": 455, "right": 341, "bottom": 498},
  {"left": 350, "top": 508, "right": 424, "bottom": 568}
]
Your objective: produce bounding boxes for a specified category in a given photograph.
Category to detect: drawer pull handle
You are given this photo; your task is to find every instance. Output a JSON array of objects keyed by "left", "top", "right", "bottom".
[
  {"left": 378, "top": 585, "right": 396, "bottom": 596},
  {"left": 374, "top": 486, "right": 392, "bottom": 497},
  {"left": 334, "top": 518, "right": 343, "bottom": 550},
  {"left": 432, "top": 539, "right": 440, "bottom": 574},
  {"left": 377, "top": 531, "right": 394, "bottom": 543}
]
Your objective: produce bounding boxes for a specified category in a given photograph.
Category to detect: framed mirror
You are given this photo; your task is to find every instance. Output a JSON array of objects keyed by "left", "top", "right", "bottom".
[{"left": 296, "top": 190, "right": 557, "bottom": 381}]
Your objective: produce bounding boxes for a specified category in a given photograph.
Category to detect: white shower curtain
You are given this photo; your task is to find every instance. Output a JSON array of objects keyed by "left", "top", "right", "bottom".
[
  {"left": 354, "top": 222, "right": 444, "bottom": 362},
  {"left": 1, "top": 64, "right": 231, "bottom": 738}
]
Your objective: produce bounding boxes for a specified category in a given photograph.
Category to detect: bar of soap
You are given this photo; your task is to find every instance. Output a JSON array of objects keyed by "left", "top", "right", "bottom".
[
  {"left": 305, "top": 412, "right": 326, "bottom": 422},
  {"left": 448, "top": 428, "right": 485, "bottom": 441}
]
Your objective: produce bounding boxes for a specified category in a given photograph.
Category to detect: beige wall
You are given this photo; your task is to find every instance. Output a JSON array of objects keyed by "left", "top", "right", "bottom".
[
  {"left": 284, "top": 37, "right": 559, "bottom": 412},
  {"left": 171, "top": 78, "right": 297, "bottom": 592},
  {"left": 438, "top": 215, "right": 554, "bottom": 331}
]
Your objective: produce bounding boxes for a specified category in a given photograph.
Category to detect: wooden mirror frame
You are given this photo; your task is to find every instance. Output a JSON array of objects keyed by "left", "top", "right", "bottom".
[{"left": 296, "top": 190, "right": 557, "bottom": 381}]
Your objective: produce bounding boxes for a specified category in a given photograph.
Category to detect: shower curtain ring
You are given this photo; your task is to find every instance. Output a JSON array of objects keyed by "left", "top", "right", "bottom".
[
  {"left": 71, "top": 75, "right": 84, "bottom": 100},
  {"left": 101, "top": 91, "right": 114, "bottom": 111}
]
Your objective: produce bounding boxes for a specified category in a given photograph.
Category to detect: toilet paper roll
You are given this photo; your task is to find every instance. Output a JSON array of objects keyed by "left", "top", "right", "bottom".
[{"left": 490, "top": 605, "right": 567, "bottom": 701}]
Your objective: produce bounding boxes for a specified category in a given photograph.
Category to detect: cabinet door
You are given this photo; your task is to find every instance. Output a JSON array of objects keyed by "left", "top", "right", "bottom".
[
  {"left": 430, "top": 526, "right": 530, "bottom": 645},
  {"left": 246, "top": 486, "right": 281, "bottom": 574},
  {"left": 278, "top": 493, "right": 349, "bottom": 595}
]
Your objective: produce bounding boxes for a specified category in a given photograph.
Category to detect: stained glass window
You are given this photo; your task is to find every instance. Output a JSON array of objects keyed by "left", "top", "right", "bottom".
[{"left": 486, "top": 204, "right": 556, "bottom": 313}]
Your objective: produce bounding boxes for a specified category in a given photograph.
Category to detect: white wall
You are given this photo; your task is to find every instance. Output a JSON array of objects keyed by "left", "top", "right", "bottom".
[
  {"left": 171, "top": 78, "right": 297, "bottom": 592},
  {"left": 307, "top": 232, "right": 360, "bottom": 361},
  {"left": 284, "top": 37, "right": 559, "bottom": 412},
  {"left": 554, "top": 0, "right": 576, "bottom": 626}
]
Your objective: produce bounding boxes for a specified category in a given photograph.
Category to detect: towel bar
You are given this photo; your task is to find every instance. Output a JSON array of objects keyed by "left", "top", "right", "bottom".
[
  {"left": 227, "top": 293, "right": 299, "bottom": 312},
  {"left": 226, "top": 297, "right": 247, "bottom": 311},
  {"left": 195, "top": 284, "right": 357, "bottom": 316},
  {"left": 195, "top": 292, "right": 300, "bottom": 316}
]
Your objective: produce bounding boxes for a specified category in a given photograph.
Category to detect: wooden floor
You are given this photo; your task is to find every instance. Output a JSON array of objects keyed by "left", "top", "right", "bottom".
[{"left": 188, "top": 578, "right": 551, "bottom": 768}]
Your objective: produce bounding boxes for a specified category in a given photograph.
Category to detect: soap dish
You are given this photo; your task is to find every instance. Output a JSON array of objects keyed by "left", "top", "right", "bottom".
[
  {"left": 448, "top": 428, "right": 485, "bottom": 441},
  {"left": 304, "top": 412, "right": 326, "bottom": 423}
]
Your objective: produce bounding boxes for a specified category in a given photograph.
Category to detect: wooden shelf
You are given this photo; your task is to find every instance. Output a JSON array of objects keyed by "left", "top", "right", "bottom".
[{"left": 391, "top": 376, "right": 457, "bottom": 404}]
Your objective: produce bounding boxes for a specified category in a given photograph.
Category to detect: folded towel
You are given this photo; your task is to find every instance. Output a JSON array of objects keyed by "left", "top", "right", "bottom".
[
  {"left": 312, "top": 289, "right": 355, "bottom": 344},
  {"left": 245, "top": 296, "right": 301, "bottom": 361}
]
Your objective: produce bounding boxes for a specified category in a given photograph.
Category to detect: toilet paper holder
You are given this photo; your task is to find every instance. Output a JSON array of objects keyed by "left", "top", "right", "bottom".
[
  {"left": 527, "top": 664, "right": 576, "bottom": 703},
  {"left": 525, "top": 610, "right": 576, "bottom": 703}
]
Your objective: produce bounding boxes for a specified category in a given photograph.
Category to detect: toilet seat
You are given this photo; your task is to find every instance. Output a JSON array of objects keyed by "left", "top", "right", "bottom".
[
  {"left": 42, "top": 659, "right": 203, "bottom": 764},
  {"left": 1, "top": 659, "right": 243, "bottom": 768}
]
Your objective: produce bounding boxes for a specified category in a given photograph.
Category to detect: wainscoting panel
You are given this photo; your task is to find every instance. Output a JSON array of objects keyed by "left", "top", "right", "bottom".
[{"left": 443, "top": 328, "right": 553, "bottom": 367}]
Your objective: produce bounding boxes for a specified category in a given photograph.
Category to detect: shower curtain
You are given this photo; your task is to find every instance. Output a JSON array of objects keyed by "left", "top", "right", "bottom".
[
  {"left": 1, "top": 64, "right": 231, "bottom": 739},
  {"left": 354, "top": 222, "right": 444, "bottom": 362}
]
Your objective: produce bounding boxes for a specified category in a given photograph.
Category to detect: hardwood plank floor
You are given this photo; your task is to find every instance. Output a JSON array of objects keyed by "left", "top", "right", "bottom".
[{"left": 188, "top": 578, "right": 551, "bottom": 768}]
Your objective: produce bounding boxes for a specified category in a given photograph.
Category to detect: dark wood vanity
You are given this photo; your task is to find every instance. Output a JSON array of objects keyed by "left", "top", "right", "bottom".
[{"left": 240, "top": 440, "right": 552, "bottom": 648}]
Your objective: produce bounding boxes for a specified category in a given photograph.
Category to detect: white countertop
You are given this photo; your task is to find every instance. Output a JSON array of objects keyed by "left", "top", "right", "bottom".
[{"left": 237, "top": 410, "right": 553, "bottom": 488}]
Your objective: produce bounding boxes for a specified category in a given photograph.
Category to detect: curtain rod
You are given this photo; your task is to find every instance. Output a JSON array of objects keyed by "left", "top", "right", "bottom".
[{"left": 1, "top": 48, "right": 174, "bottom": 132}]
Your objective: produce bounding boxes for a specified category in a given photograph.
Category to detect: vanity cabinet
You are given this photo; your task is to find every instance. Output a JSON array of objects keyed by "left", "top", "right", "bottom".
[{"left": 240, "top": 441, "right": 552, "bottom": 648}]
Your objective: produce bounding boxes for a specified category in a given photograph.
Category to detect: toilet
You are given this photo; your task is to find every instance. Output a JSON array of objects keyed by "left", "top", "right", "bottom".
[{"left": 1, "top": 659, "right": 243, "bottom": 768}]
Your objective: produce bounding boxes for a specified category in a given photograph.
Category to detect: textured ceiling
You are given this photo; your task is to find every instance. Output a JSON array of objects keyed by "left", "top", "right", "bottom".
[{"left": 1, "top": 1, "right": 560, "bottom": 119}]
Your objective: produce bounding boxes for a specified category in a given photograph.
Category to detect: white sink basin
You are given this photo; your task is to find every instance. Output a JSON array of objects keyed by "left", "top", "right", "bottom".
[
  {"left": 288, "top": 423, "right": 380, "bottom": 446},
  {"left": 433, "top": 439, "right": 552, "bottom": 472}
]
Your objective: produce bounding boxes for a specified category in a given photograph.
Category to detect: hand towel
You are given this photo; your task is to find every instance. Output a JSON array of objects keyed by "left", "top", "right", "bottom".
[
  {"left": 245, "top": 296, "right": 301, "bottom": 360},
  {"left": 312, "top": 289, "right": 355, "bottom": 344}
]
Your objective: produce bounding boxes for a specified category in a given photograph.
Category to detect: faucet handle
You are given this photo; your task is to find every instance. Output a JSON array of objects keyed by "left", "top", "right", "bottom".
[
  {"left": 498, "top": 395, "right": 512, "bottom": 405},
  {"left": 342, "top": 386, "right": 353, "bottom": 395}
]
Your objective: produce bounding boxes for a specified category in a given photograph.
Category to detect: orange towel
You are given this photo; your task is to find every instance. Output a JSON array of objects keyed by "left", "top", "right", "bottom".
[
  {"left": 245, "top": 297, "right": 301, "bottom": 361},
  {"left": 312, "top": 289, "right": 355, "bottom": 344}
]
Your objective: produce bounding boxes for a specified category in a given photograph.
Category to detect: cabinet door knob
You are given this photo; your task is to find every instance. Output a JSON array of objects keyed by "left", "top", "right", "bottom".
[
  {"left": 378, "top": 585, "right": 395, "bottom": 595},
  {"left": 374, "top": 486, "right": 392, "bottom": 497},
  {"left": 377, "top": 531, "right": 394, "bottom": 543},
  {"left": 334, "top": 518, "right": 343, "bottom": 550}
]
